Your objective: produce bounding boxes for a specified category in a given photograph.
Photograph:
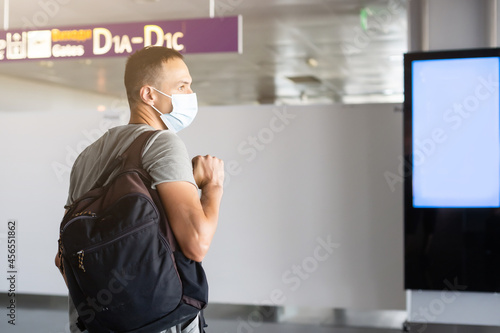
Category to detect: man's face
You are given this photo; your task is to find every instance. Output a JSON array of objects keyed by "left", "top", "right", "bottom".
[{"left": 154, "top": 58, "right": 193, "bottom": 114}]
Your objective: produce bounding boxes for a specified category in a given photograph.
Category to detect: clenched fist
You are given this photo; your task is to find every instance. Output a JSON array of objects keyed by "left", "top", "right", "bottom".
[{"left": 192, "top": 155, "right": 225, "bottom": 189}]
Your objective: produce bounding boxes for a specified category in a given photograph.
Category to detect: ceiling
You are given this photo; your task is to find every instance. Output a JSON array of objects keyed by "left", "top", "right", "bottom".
[{"left": 0, "top": 0, "right": 407, "bottom": 106}]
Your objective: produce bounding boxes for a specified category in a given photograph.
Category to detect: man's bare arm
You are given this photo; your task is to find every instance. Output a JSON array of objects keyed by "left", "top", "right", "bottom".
[{"left": 156, "top": 155, "right": 224, "bottom": 262}]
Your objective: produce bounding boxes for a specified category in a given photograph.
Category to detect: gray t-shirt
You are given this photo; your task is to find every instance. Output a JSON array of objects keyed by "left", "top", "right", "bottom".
[
  {"left": 65, "top": 123, "right": 197, "bottom": 333},
  {"left": 66, "top": 123, "right": 197, "bottom": 207}
]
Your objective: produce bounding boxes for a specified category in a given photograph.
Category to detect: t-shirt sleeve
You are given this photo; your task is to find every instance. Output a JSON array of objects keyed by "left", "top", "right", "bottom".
[
  {"left": 142, "top": 130, "right": 198, "bottom": 189},
  {"left": 65, "top": 167, "right": 76, "bottom": 208},
  {"left": 64, "top": 155, "right": 82, "bottom": 208}
]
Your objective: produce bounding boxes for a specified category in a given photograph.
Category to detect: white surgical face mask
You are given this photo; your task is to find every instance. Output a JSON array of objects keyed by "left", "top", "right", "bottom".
[{"left": 150, "top": 87, "right": 198, "bottom": 133}]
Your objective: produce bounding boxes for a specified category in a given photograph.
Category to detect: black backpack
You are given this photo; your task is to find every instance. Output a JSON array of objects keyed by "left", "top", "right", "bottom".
[{"left": 58, "top": 130, "right": 208, "bottom": 333}]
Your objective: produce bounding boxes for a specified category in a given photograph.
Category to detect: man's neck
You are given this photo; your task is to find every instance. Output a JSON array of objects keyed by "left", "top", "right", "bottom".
[{"left": 129, "top": 104, "right": 166, "bottom": 130}]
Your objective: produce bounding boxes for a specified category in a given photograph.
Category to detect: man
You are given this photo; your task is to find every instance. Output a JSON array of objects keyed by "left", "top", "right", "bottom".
[{"left": 56, "top": 46, "right": 224, "bottom": 333}]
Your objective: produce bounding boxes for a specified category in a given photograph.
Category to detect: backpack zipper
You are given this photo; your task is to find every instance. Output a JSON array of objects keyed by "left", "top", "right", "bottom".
[
  {"left": 61, "top": 193, "right": 157, "bottom": 235},
  {"left": 74, "top": 219, "right": 156, "bottom": 272},
  {"left": 61, "top": 214, "right": 98, "bottom": 234},
  {"left": 72, "top": 211, "right": 96, "bottom": 218},
  {"left": 61, "top": 193, "right": 163, "bottom": 272},
  {"left": 77, "top": 250, "right": 86, "bottom": 272}
]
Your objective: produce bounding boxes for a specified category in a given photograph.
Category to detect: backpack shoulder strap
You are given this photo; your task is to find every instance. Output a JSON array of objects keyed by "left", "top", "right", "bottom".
[
  {"left": 94, "top": 130, "right": 159, "bottom": 188},
  {"left": 121, "top": 130, "right": 159, "bottom": 171}
]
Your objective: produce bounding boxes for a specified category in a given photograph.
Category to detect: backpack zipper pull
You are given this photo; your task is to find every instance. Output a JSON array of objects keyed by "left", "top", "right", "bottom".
[
  {"left": 57, "top": 233, "right": 65, "bottom": 275},
  {"left": 72, "top": 211, "right": 96, "bottom": 218},
  {"left": 77, "top": 250, "right": 86, "bottom": 272}
]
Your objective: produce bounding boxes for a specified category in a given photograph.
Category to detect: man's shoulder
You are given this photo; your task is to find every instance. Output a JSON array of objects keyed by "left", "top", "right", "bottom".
[
  {"left": 107, "top": 123, "right": 156, "bottom": 142},
  {"left": 74, "top": 124, "right": 153, "bottom": 167},
  {"left": 80, "top": 124, "right": 187, "bottom": 165},
  {"left": 148, "top": 128, "right": 185, "bottom": 147},
  {"left": 91, "top": 124, "right": 155, "bottom": 151}
]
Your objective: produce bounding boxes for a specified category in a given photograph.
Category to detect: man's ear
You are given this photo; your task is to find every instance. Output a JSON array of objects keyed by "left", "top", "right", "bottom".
[{"left": 139, "top": 86, "right": 155, "bottom": 106}]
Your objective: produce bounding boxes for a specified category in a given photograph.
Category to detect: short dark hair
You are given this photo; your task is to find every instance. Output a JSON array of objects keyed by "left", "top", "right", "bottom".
[{"left": 124, "top": 46, "right": 184, "bottom": 107}]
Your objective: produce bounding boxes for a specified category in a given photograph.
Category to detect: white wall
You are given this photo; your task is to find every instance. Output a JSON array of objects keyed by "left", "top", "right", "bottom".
[
  {"left": 181, "top": 103, "right": 405, "bottom": 310},
  {"left": 0, "top": 75, "right": 405, "bottom": 310},
  {"left": 0, "top": 74, "right": 127, "bottom": 296}
]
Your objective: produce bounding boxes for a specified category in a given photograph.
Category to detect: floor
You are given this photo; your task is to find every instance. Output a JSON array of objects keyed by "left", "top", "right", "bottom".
[
  {"left": 0, "top": 294, "right": 402, "bottom": 333},
  {"left": 1, "top": 294, "right": 499, "bottom": 333},
  {"left": 0, "top": 310, "right": 400, "bottom": 333}
]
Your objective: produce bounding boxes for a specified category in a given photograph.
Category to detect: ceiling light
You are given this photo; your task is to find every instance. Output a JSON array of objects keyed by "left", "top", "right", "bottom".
[
  {"left": 307, "top": 58, "right": 319, "bottom": 68},
  {"left": 133, "top": 0, "right": 160, "bottom": 4},
  {"left": 287, "top": 75, "right": 322, "bottom": 84}
]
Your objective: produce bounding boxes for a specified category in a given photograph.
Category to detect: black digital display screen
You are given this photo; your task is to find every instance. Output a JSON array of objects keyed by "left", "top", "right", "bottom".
[{"left": 404, "top": 48, "right": 500, "bottom": 292}]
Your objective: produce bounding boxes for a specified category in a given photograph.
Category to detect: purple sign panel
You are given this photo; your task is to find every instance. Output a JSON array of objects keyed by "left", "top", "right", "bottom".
[{"left": 0, "top": 16, "right": 242, "bottom": 62}]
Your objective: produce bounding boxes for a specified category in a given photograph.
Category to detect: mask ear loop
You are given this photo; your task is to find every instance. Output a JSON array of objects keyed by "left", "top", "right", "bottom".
[
  {"left": 152, "top": 87, "right": 173, "bottom": 99},
  {"left": 150, "top": 87, "right": 173, "bottom": 115},
  {"left": 151, "top": 104, "right": 162, "bottom": 115}
]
